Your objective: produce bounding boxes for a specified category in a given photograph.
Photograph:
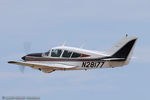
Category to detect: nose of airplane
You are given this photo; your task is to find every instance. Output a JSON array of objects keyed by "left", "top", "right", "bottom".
[
  {"left": 22, "top": 56, "right": 26, "bottom": 60},
  {"left": 21, "top": 53, "right": 42, "bottom": 61}
]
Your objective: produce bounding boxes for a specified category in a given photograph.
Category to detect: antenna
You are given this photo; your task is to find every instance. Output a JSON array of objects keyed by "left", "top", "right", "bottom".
[{"left": 62, "top": 41, "right": 66, "bottom": 46}]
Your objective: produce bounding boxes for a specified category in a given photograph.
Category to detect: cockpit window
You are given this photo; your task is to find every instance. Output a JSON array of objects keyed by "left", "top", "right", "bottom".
[
  {"left": 62, "top": 50, "right": 72, "bottom": 58},
  {"left": 71, "top": 52, "right": 81, "bottom": 58},
  {"left": 51, "top": 49, "right": 62, "bottom": 57}
]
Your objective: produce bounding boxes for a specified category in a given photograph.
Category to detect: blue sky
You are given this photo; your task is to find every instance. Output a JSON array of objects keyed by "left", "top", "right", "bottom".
[{"left": 0, "top": 0, "right": 150, "bottom": 100}]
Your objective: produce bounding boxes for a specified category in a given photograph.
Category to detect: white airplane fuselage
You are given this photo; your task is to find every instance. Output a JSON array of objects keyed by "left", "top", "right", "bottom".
[{"left": 8, "top": 36, "right": 138, "bottom": 73}]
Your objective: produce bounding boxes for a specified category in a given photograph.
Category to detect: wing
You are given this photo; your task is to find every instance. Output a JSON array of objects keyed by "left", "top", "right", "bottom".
[{"left": 8, "top": 61, "right": 77, "bottom": 73}]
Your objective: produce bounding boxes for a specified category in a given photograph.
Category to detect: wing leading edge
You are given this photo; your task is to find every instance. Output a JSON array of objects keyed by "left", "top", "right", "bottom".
[{"left": 8, "top": 61, "right": 77, "bottom": 73}]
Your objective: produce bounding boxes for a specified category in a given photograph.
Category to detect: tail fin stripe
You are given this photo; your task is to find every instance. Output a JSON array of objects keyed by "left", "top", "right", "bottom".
[{"left": 111, "top": 39, "right": 137, "bottom": 59}]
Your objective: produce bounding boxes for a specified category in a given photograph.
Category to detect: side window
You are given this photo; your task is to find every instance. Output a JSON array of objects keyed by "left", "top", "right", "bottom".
[
  {"left": 51, "top": 49, "right": 62, "bottom": 57},
  {"left": 71, "top": 52, "right": 81, "bottom": 58},
  {"left": 62, "top": 50, "right": 72, "bottom": 58}
]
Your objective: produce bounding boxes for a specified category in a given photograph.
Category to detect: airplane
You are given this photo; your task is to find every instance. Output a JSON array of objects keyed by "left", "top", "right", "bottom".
[{"left": 8, "top": 35, "right": 138, "bottom": 73}]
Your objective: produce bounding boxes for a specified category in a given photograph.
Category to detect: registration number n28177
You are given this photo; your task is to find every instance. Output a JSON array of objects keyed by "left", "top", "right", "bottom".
[{"left": 82, "top": 62, "right": 104, "bottom": 68}]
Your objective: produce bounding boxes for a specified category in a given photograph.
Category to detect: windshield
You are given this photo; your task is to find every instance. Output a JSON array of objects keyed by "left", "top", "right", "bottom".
[
  {"left": 42, "top": 51, "right": 50, "bottom": 57},
  {"left": 44, "top": 51, "right": 49, "bottom": 56},
  {"left": 51, "top": 49, "right": 62, "bottom": 57}
]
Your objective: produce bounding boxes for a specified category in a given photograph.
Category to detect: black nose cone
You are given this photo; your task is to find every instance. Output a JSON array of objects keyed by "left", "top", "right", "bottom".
[{"left": 22, "top": 56, "right": 26, "bottom": 60}]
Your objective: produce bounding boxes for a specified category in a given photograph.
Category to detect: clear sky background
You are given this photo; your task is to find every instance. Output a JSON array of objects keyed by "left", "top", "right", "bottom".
[{"left": 0, "top": 0, "right": 150, "bottom": 100}]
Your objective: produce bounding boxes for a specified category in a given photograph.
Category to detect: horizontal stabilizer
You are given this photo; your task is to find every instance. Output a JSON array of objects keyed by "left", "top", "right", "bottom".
[{"left": 102, "top": 58, "right": 125, "bottom": 61}]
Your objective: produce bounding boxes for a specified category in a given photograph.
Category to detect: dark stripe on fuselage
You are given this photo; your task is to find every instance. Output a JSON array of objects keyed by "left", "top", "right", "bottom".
[
  {"left": 25, "top": 56, "right": 124, "bottom": 62},
  {"left": 25, "top": 56, "right": 107, "bottom": 62}
]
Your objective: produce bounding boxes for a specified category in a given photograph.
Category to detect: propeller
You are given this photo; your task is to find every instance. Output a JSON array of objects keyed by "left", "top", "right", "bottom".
[
  {"left": 23, "top": 42, "right": 32, "bottom": 55},
  {"left": 18, "top": 42, "right": 32, "bottom": 73},
  {"left": 19, "top": 65, "right": 25, "bottom": 73}
]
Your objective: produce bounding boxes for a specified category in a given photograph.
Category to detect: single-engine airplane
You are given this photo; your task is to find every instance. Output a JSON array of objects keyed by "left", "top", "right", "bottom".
[{"left": 8, "top": 35, "right": 138, "bottom": 73}]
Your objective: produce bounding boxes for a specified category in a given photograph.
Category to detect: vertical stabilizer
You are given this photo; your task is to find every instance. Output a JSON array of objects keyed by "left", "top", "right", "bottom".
[{"left": 107, "top": 36, "right": 138, "bottom": 64}]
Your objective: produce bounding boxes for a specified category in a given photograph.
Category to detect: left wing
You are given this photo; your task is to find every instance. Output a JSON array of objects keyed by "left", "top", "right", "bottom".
[{"left": 8, "top": 61, "right": 77, "bottom": 73}]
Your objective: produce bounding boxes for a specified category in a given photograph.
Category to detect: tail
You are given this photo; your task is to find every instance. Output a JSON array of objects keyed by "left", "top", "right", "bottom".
[{"left": 107, "top": 35, "right": 138, "bottom": 65}]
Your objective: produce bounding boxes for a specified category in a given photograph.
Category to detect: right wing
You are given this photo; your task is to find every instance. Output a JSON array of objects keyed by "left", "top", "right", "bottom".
[{"left": 8, "top": 61, "right": 77, "bottom": 73}]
